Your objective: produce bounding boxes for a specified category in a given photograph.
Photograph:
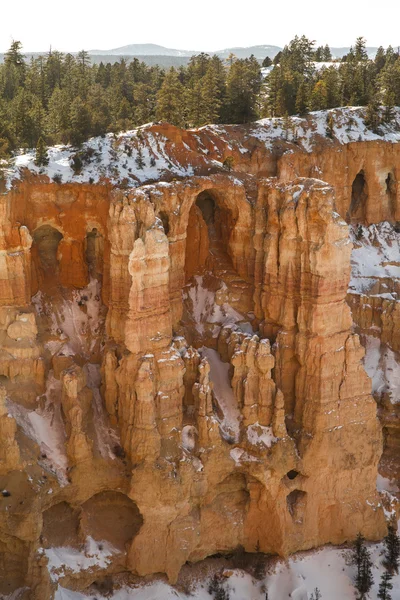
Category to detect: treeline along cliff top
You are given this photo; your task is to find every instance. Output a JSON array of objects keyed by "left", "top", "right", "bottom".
[{"left": 0, "top": 35, "right": 400, "bottom": 158}]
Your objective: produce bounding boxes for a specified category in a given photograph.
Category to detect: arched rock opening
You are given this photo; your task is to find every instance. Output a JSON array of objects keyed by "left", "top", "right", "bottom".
[
  {"left": 286, "top": 490, "right": 307, "bottom": 524},
  {"left": 159, "top": 211, "right": 170, "bottom": 236},
  {"left": 386, "top": 172, "right": 397, "bottom": 217},
  {"left": 184, "top": 190, "right": 235, "bottom": 281},
  {"left": 80, "top": 491, "right": 143, "bottom": 551},
  {"left": 349, "top": 171, "right": 368, "bottom": 222},
  {"left": 85, "top": 227, "right": 104, "bottom": 279},
  {"left": 32, "top": 225, "right": 63, "bottom": 287},
  {"left": 41, "top": 501, "right": 81, "bottom": 548},
  {"left": 200, "top": 473, "right": 250, "bottom": 554}
]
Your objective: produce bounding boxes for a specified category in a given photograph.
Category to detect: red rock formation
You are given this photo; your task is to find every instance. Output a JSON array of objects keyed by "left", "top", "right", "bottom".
[{"left": 1, "top": 110, "right": 399, "bottom": 597}]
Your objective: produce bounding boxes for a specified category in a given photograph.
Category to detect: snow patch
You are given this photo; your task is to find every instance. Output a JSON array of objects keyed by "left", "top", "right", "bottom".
[
  {"left": 44, "top": 536, "right": 117, "bottom": 582},
  {"left": 201, "top": 347, "right": 240, "bottom": 442}
]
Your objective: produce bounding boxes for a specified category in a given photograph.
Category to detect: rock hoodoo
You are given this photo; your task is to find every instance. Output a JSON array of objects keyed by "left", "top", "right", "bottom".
[{"left": 0, "top": 107, "right": 399, "bottom": 598}]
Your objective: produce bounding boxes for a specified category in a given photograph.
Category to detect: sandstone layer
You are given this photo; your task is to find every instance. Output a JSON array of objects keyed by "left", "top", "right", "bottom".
[{"left": 0, "top": 107, "right": 398, "bottom": 598}]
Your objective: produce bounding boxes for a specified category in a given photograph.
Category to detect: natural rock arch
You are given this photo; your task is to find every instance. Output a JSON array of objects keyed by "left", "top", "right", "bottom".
[
  {"left": 80, "top": 491, "right": 143, "bottom": 551},
  {"left": 184, "top": 189, "right": 236, "bottom": 280},
  {"left": 386, "top": 171, "right": 397, "bottom": 218},
  {"left": 286, "top": 490, "right": 307, "bottom": 524},
  {"left": 175, "top": 179, "right": 253, "bottom": 281},
  {"left": 85, "top": 227, "right": 104, "bottom": 279},
  {"left": 41, "top": 501, "right": 81, "bottom": 548},
  {"left": 32, "top": 225, "right": 63, "bottom": 277},
  {"left": 199, "top": 473, "right": 251, "bottom": 555},
  {"left": 349, "top": 171, "right": 368, "bottom": 222}
]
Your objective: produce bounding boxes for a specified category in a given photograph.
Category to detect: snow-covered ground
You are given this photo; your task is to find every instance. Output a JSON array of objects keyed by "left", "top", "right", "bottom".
[
  {"left": 2, "top": 126, "right": 195, "bottom": 190},
  {"left": 184, "top": 276, "right": 244, "bottom": 337},
  {"left": 6, "top": 374, "right": 68, "bottom": 485},
  {"left": 261, "top": 61, "right": 341, "bottom": 79},
  {"left": 43, "top": 537, "right": 117, "bottom": 583},
  {"left": 348, "top": 222, "right": 400, "bottom": 404},
  {"left": 32, "top": 279, "right": 105, "bottom": 360},
  {"left": 51, "top": 537, "right": 400, "bottom": 600},
  {"left": 363, "top": 335, "right": 400, "bottom": 403},
  {"left": 349, "top": 222, "right": 400, "bottom": 300},
  {"left": 253, "top": 106, "right": 400, "bottom": 152},
  {"left": 3, "top": 107, "right": 400, "bottom": 191}
]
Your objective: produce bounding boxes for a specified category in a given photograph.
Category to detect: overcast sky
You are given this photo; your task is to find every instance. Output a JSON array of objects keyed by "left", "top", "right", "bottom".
[{"left": 2, "top": 0, "right": 399, "bottom": 52}]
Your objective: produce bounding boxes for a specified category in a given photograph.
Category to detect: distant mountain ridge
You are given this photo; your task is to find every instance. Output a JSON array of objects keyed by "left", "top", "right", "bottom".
[
  {"left": 88, "top": 43, "right": 195, "bottom": 57},
  {"left": 87, "top": 43, "right": 283, "bottom": 60},
  {"left": 88, "top": 43, "right": 398, "bottom": 60},
  {"left": 0, "top": 43, "right": 397, "bottom": 67}
]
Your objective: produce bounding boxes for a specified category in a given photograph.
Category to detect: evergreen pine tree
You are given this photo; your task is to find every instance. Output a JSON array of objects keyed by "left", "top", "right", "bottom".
[
  {"left": 135, "top": 147, "right": 145, "bottom": 170},
  {"left": 326, "top": 113, "right": 335, "bottom": 138},
  {"left": 69, "top": 97, "right": 91, "bottom": 145},
  {"left": 262, "top": 56, "right": 273, "bottom": 67},
  {"left": 156, "top": 68, "right": 185, "bottom": 127},
  {"left": 355, "top": 546, "right": 374, "bottom": 599},
  {"left": 310, "top": 588, "right": 322, "bottom": 600},
  {"left": 314, "top": 46, "right": 324, "bottom": 61},
  {"left": 365, "top": 93, "right": 381, "bottom": 132},
  {"left": 382, "top": 90, "right": 395, "bottom": 124},
  {"left": 323, "top": 44, "right": 332, "bottom": 61},
  {"left": 375, "top": 47, "right": 386, "bottom": 72},
  {"left": 295, "top": 81, "right": 309, "bottom": 115},
  {"left": 201, "top": 65, "right": 223, "bottom": 124},
  {"left": 355, "top": 37, "right": 369, "bottom": 62},
  {"left": 378, "top": 571, "right": 393, "bottom": 600},
  {"left": 310, "top": 80, "right": 328, "bottom": 110},
  {"left": 383, "top": 519, "right": 400, "bottom": 574},
  {"left": 352, "top": 533, "right": 367, "bottom": 573},
  {"left": 35, "top": 136, "right": 49, "bottom": 167},
  {"left": 222, "top": 156, "right": 234, "bottom": 171}
]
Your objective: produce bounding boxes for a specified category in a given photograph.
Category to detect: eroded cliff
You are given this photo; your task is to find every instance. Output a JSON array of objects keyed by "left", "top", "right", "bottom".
[{"left": 0, "top": 107, "right": 399, "bottom": 598}]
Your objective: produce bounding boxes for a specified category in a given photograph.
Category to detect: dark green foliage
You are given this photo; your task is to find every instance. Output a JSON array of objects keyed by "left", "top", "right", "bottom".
[
  {"left": 263, "top": 36, "right": 400, "bottom": 118},
  {"left": 52, "top": 173, "right": 62, "bottom": 184},
  {"left": 34, "top": 136, "right": 49, "bottom": 166},
  {"left": 135, "top": 147, "right": 145, "bottom": 170},
  {"left": 225, "top": 55, "right": 262, "bottom": 123},
  {"left": 365, "top": 93, "right": 382, "bottom": 132},
  {"left": 383, "top": 519, "right": 400, "bottom": 574},
  {"left": 156, "top": 67, "right": 185, "bottom": 126},
  {"left": 378, "top": 571, "right": 393, "bottom": 600},
  {"left": 326, "top": 113, "right": 335, "bottom": 138},
  {"left": 222, "top": 156, "right": 234, "bottom": 171},
  {"left": 309, "top": 588, "right": 322, "bottom": 600},
  {"left": 0, "top": 38, "right": 399, "bottom": 156},
  {"left": 207, "top": 574, "right": 230, "bottom": 600},
  {"left": 351, "top": 533, "right": 374, "bottom": 600}
]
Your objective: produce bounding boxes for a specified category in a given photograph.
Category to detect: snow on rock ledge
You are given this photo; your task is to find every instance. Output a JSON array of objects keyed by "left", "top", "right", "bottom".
[{"left": 3, "top": 107, "right": 400, "bottom": 192}]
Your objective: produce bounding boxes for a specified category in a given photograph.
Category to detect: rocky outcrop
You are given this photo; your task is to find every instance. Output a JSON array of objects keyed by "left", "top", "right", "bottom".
[{"left": 1, "top": 109, "right": 399, "bottom": 598}]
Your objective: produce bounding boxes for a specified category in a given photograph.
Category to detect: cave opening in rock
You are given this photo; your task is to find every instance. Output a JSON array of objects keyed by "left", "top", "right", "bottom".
[
  {"left": 32, "top": 225, "right": 63, "bottom": 275},
  {"left": 286, "top": 470, "right": 300, "bottom": 480},
  {"left": 80, "top": 491, "right": 143, "bottom": 551},
  {"left": 349, "top": 171, "right": 368, "bottom": 221},
  {"left": 184, "top": 190, "right": 235, "bottom": 282},
  {"left": 159, "top": 210, "right": 170, "bottom": 236},
  {"left": 182, "top": 189, "right": 254, "bottom": 437},
  {"left": 286, "top": 490, "right": 307, "bottom": 523},
  {"left": 386, "top": 172, "right": 397, "bottom": 217},
  {"left": 202, "top": 473, "right": 251, "bottom": 553},
  {"left": 85, "top": 227, "right": 104, "bottom": 279},
  {"left": 41, "top": 501, "right": 81, "bottom": 548}
]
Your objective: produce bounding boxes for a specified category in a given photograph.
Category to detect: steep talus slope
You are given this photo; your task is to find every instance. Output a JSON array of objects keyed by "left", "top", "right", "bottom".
[{"left": 0, "top": 107, "right": 399, "bottom": 598}]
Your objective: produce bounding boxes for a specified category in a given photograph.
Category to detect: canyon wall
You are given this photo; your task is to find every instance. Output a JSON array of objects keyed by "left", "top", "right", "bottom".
[{"left": 0, "top": 108, "right": 399, "bottom": 598}]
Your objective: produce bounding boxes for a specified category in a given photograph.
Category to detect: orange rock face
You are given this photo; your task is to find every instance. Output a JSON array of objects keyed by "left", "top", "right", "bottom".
[{"left": 1, "top": 111, "right": 398, "bottom": 598}]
